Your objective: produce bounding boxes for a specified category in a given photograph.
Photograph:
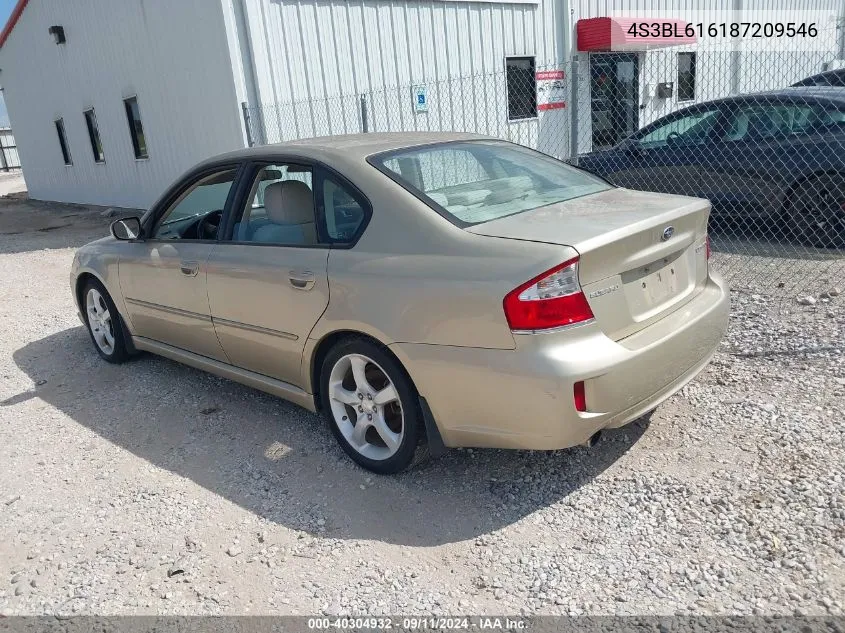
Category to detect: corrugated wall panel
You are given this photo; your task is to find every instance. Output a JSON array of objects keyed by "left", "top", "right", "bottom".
[
  {"left": 244, "top": 0, "right": 565, "bottom": 105},
  {"left": 0, "top": 0, "right": 245, "bottom": 208}
]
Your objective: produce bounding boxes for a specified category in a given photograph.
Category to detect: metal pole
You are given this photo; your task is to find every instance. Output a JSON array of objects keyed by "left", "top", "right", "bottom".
[
  {"left": 241, "top": 102, "right": 254, "bottom": 147},
  {"left": 569, "top": 56, "right": 580, "bottom": 165},
  {"left": 360, "top": 94, "right": 369, "bottom": 133}
]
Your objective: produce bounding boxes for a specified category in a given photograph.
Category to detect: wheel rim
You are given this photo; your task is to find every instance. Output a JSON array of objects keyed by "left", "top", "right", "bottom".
[
  {"left": 796, "top": 185, "right": 841, "bottom": 243},
  {"left": 85, "top": 288, "right": 115, "bottom": 355},
  {"left": 327, "top": 353, "right": 404, "bottom": 461}
]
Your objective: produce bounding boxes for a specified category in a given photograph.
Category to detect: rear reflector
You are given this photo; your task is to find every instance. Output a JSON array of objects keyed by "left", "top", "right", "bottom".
[
  {"left": 574, "top": 381, "right": 587, "bottom": 412},
  {"left": 503, "top": 257, "right": 594, "bottom": 331}
]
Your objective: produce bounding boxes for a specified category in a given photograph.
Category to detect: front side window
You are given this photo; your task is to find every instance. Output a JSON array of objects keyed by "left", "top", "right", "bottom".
[
  {"left": 152, "top": 169, "right": 238, "bottom": 240},
  {"left": 677, "top": 52, "right": 696, "bottom": 102},
  {"left": 55, "top": 118, "right": 72, "bottom": 165},
  {"left": 124, "top": 96, "right": 148, "bottom": 159},
  {"left": 637, "top": 109, "right": 720, "bottom": 149},
  {"left": 234, "top": 164, "right": 317, "bottom": 245},
  {"left": 373, "top": 141, "right": 610, "bottom": 227},
  {"left": 506, "top": 56, "right": 537, "bottom": 121},
  {"left": 84, "top": 109, "right": 104, "bottom": 163}
]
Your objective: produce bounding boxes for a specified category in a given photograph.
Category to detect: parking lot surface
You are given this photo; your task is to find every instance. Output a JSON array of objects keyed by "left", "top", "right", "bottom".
[{"left": 0, "top": 197, "right": 842, "bottom": 616}]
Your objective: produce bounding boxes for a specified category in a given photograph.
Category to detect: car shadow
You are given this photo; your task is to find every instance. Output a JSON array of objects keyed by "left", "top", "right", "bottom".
[{"left": 8, "top": 326, "right": 649, "bottom": 547}]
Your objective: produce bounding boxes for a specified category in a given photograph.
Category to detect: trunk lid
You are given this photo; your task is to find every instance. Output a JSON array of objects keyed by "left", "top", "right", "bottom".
[{"left": 467, "top": 188, "right": 711, "bottom": 341}]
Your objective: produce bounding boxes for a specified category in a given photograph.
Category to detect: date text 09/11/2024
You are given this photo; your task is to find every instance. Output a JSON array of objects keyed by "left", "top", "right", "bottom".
[{"left": 626, "top": 22, "right": 818, "bottom": 39}]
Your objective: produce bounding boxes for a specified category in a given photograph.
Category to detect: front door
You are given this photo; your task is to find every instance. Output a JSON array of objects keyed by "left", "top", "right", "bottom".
[
  {"left": 608, "top": 106, "right": 722, "bottom": 196},
  {"left": 206, "top": 162, "right": 332, "bottom": 388},
  {"left": 590, "top": 53, "right": 639, "bottom": 150},
  {"left": 119, "top": 166, "right": 240, "bottom": 361}
]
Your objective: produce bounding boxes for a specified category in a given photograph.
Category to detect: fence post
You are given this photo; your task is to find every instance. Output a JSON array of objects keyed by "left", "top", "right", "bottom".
[
  {"left": 568, "top": 56, "right": 580, "bottom": 165},
  {"left": 360, "top": 94, "right": 369, "bottom": 133},
  {"left": 241, "top": 102, "right": 255, "bottom": 147}
]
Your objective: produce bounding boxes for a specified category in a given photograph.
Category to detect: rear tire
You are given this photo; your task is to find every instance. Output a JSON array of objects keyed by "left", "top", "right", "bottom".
[
  {"left": 82, "top": 279, "right": 130, "bottom": 364},
  {"left": 319, "top": 338, "right": 425, "bottom": 474},
  {"left": 787, "top": 174, "right": 845, "bottom": 248}
]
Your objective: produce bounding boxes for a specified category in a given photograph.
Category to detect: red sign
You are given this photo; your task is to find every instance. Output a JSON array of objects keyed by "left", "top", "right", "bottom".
[
  {"left": 535, "top": 70, "right": 565, "bottom": 81},
  {"left": 538, "top": 102, "right": 566, "bottom": 111}
]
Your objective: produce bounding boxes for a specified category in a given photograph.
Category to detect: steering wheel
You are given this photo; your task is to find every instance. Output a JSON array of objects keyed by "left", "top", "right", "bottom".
[{"left": 196, "top": 210, "right": 222, "bottom": 240}]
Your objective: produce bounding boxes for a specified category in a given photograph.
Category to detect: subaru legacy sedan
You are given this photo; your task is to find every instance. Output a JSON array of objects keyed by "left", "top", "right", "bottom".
[{"left": 71, "top": 132, "right": 728, "bottom": 474}]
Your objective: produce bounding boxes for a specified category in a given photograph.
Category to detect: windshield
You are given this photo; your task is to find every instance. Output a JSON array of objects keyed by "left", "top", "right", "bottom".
[{"left": 371, "top": 141, "right": 611, "bottom": 227}]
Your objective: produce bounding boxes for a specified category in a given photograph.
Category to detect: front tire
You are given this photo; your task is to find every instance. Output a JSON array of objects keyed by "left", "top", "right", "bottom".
[
  {"left": 319, "top": 339, "right": 424, "bottom": 474},
  {"left": 82, "top": 279, "right": 130, "bottom": 364},
  {"left": 787, "top": 174, "right": 845, "bottom": 248}
]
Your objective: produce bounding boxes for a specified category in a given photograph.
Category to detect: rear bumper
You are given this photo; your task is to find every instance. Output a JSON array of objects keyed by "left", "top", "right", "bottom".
[{"left": 391, "top": 272, "right": 729, "bottom": 450}]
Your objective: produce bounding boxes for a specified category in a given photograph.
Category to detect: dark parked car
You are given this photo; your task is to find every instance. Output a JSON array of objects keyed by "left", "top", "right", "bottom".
[
  {"left": 577, "top": 89, "right": 845, "bottom": 246},
  {"left": 792, "top": 68, "right": 845, "bottom": 88}
]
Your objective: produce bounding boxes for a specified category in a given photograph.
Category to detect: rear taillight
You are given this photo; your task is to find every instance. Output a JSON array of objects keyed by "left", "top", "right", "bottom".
[{"left": 503, "top": 257, "right": 594, "bottom": 331}]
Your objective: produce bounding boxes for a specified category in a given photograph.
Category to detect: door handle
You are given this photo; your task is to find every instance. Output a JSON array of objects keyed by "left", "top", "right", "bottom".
[
  {"left": 289, "top": 270, "right": 315, "bottom": 291},
  {"left": 180, "top": 261, "right": 199, "bottom": 276}
]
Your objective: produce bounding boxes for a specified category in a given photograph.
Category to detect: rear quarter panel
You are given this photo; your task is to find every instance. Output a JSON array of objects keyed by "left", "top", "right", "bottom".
[{"left": 309, "top": 167, "right": 578, "bottom": 350}]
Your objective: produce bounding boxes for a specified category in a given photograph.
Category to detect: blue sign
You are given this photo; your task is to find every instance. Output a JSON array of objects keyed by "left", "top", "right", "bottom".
[{"left": 413, "top": 85, "right": 428, "bottom": 113}]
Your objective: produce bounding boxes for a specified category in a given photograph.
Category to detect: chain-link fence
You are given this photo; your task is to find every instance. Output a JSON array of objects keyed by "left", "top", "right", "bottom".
[{"left": 243, "top": 40, "right": 845, "bottom": 302}]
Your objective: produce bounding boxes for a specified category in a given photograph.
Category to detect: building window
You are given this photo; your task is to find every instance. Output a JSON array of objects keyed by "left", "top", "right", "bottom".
[
  {"left": 677, "top": 52, "right": 696, "bottom": 102},
  {"left": 123, "top": 96, "right": 148, "bottom": 159},
  {"left": 83, "top": 108, "right": 105, "bottom": 163},
  {"left": 54, "top": 118, "right": 72, "bottom": 165},
  {"left": 506, "top": 56, "right": 537, "bottom": 121}
]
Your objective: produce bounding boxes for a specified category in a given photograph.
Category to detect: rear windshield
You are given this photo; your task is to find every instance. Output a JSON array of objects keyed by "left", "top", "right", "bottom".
[{"left": 370, "top": 141, "right": 611, "bottom": 227}]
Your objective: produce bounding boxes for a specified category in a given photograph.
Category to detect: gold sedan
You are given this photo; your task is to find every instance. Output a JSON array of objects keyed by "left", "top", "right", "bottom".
[{"left": 71, "top": 132, "right": 729, "bottom": 474}]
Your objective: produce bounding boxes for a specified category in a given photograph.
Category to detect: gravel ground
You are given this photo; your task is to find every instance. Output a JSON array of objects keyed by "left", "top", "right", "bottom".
[{"left": 0, "top": 197, "right": 843, "bottom": 617}]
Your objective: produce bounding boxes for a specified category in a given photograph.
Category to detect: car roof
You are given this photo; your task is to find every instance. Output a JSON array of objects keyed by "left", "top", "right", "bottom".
[
  {"left": 791, "top": 68, "right": 845, "bottom": 85},
  {"left": 654, "top": 87, "right": 845, "bottom": 115},
  {"left": 207, "top": 131, "right": 494, "bottom": 165},
  {"left": 765, "top": 86, "right": 845, "bottom": 99}
]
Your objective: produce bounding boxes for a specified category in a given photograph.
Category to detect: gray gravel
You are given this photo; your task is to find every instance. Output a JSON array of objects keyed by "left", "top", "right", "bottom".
[{"left": 0, "top": 197, "right": 843, "bottom": 616}]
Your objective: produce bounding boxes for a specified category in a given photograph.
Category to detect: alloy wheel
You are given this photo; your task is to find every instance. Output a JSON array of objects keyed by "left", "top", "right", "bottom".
[
  {"left": 86, "top": 287, "right": 115, "bottom": 355},
  {"left": 327, "top": 353, "right": 404, "bottom": 461}
]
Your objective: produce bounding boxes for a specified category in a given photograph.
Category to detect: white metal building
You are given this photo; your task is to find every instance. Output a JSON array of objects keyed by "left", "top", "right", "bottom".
[{"left": 0, "top": 0, "right": 841, "bottom": 208}]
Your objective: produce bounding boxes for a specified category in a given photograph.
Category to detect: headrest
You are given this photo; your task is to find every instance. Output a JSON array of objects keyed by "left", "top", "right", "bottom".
[{"left": 264, "top": 180, "right": 314, "bottom": 224}]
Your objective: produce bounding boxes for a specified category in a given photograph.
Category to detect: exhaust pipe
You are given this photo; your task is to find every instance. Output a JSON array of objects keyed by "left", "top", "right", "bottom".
[{"left": 583, "top": 430, "right": 602, "bottom": 448}]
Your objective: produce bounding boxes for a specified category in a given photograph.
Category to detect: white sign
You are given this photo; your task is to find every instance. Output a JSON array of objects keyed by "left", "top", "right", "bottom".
[
  {"left": 413, "top": 85, "right": 428, "bottom": 113},
  {"left": 536, "top": 69, "right": 566, "bottom": 112}
]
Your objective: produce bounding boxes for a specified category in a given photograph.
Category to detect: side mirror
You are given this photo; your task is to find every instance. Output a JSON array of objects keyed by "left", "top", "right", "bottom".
[{"left": 110, "top": 216, "right": 142, "bottom": 240}]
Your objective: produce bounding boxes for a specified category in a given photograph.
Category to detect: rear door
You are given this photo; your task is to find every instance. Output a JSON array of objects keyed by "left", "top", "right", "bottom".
[
  {"left": 699, "top": 98, "right": 838, "bottom": 220},
  {"left": 206, "top": 161, "right": 369, "bottom": 388}
]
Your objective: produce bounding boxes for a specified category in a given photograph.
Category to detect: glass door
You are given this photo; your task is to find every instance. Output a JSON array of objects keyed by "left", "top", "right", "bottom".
[{"left": 590, "top": 53, "right": 640, "bottom": 149}]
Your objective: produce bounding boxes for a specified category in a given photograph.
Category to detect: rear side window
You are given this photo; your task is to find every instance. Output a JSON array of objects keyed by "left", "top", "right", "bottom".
[
  {"left": 371, "top": 141, "right": 610, "bottom": 227},
  {"left": 721, "top": 103, "right": 833, "bottom": 141},
  {"left": 322, "top": 176, "right": 367, "bottom": 243}
]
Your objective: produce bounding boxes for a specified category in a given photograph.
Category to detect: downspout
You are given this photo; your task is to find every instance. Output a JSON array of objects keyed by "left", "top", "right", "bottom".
[
  {"left": 838, "top": 3, "right": 845, "bottom": 61},
  {"left": 565, "top": 0, "right": 580, "bottom": 161},
  {"left": 233, "top": 0, "right": 265, "bottom": 144},
  {"left": 729, "top": 0, "right": 742, "bottom": 95}
]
